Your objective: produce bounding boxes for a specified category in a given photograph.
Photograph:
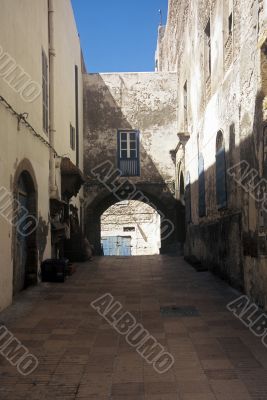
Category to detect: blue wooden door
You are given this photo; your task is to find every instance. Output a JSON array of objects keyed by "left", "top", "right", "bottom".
[
  {"left": 101, "top": 236, "right": 117, "bottom": 256},
  {"left": 118, "top": 236, "right": 131, "bottom": 256},
  {"left": 101, "top": 236, "right": 131, "bottom": 256}
]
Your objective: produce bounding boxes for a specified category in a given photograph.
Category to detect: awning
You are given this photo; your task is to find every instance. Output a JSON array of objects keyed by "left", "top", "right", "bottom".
[{"left": 61, "top": 157, "right": 85, "bottom": 201}]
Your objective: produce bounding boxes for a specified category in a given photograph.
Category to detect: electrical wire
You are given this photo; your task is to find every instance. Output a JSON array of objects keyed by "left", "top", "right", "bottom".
[{"left": 0, "top": 95, "right": 59, "bottom": 157}]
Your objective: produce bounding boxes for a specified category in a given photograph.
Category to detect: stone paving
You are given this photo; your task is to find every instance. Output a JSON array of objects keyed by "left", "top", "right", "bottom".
[{"left": 1, "top": 255, "right": 267, "bottom": 399}]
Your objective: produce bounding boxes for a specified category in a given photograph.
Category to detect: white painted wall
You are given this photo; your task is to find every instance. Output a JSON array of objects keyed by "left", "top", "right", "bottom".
[
  {"left": 101, "top": 201, "right": 161, "bottom": 255},
  {"left": 0, "top": 0, "right": 83, "bottom": 311}
]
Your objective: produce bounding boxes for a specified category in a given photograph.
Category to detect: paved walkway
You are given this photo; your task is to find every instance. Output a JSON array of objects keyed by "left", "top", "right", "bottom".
[{"left": 0, "top": 255, "right": 267, "bottom": 400}]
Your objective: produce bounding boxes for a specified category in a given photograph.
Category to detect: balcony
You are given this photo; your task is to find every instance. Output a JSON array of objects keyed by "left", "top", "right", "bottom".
[{"left": 119, "top": 158, "right": 139, "bottom": 177}]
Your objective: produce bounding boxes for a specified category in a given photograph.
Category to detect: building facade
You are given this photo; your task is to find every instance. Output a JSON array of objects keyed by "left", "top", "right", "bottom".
[
  {"left": 158, "top": 0, "right": 267, "bottom": 306},
  {"left": 1, "top": 0, "right": 267, "bottom": 312},
  {"left": 0, "top": 0, "right": 84, "bottom": 311},
  {"left": 101, "top": 200, "right": 161, "bottom": 256},
  {"left": 83, "top": 72, "right": 185, "bottom": 254}
]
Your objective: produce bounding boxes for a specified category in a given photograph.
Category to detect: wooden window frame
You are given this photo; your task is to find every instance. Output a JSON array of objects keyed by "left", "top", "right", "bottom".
[{"left": 117, "top": 130, "right": 140, "bottom": 177}]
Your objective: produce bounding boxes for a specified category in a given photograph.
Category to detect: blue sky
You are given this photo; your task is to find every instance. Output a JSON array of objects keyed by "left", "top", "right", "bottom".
[{"left": 71, "top": 0, "right": 168, "bottom": 73}]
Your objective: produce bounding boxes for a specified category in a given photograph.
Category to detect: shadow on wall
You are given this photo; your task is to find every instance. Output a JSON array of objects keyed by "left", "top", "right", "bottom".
[
  {"left": 184, "top": 91, "right": 267, "bottom": 302},
  {"left": 83, "top": 73, "right": 185, "bottom": 254},
  {"left": 85, "top": 190, "right": 183, "bottom": 255}
]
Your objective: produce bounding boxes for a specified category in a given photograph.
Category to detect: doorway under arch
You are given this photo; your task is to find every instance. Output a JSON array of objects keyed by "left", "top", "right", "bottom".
[
  {"left": 101, "top": 200, "right": 161, "bottom": 256},
  {"left": 179, "top": 171, "right": 185, "bottom": 205},
  {"left": 85, "top": 189, "right": 177, "bottom": 255},
  {"left": 13, "top": 170, "right": 38, "bottom": 295}
]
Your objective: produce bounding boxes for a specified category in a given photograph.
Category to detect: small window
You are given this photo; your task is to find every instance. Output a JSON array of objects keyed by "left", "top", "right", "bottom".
[
  {"left": 42, "top": 50, "right": 48, "bottom": 133},
  {"left": 123, "top": 227, "right": 135, "bottom": 232},
  {"left": 70, "top": 124, "right": 76, "bottom": 150},
  {"left": 228, "top": 12, "right": 233, "bottom": 35},
  {"left": 216, "top": 131, "right": 227, "bottom": 209},
  {"left": 117, "top": 130, "right": 140, "bottom": 176}
]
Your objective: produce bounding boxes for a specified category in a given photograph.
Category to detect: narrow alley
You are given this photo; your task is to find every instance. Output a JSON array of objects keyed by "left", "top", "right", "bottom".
[
  {"left": 1, "top": 0, "right": 267, "bottom": 398},
  {"left": 1, "top": 255, "right": 267, "bottom": 400}
]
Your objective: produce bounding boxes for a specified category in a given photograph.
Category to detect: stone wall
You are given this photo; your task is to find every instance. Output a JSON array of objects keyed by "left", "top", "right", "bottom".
[
  {"left": 83, "top": 72, "right": 178, "bottom": 183},
  {"left": 101, "top": 201, "right": 161, "bottom": 256},
  {"left": 83, "top": 71, "right": 184, "bottom": 253},
  {"left": 0, "top": 0, "right": 84, "bottom": 311},
  {"left": 160, "top": 0, "right": 267, "bottom": 306}
]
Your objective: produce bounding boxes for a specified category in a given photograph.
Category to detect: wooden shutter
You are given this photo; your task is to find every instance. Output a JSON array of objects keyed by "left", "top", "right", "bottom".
[{"left": 117, "top": 130, "right": 140, "bottom": 176}]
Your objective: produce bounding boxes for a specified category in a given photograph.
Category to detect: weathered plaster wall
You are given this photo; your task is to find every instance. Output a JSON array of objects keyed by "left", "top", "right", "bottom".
[
  {"left": 54, "top": 0, "right": 84, "bottom": 171},
  {"left": 0, "top": 0, "right": 50, "bottom": 310},
  {"left": 84, "top": 72, "right": 178, "bottom": 183},
  {"left": 156, "top": 0, "right": 184, "bottom": 72},
  {"left": 161, "top": 0, "right": 267, "bottom": 304},
  {"left": 83, "top": 71, "right": 182, "bottom": 253},
  {"left": 0, "top": 0, "right": 83, "bottom": 311},
  {"left": 101, "top": 201, "right": 161, "bottom": 256}
]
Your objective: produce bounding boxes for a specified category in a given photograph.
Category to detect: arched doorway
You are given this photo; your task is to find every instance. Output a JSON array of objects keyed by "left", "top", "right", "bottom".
[
  {"left": 179, "top": 171, "right": 185, "bottom": 205},
  {"left": 216, "top": 130, "right": 227, "bottom": 209},
  {"left": 85, "top": 189, "right": 177, "bottom": 255},
  {"left": 101, "top": 200, "right": 161, "bottom": 256},
  {"left": 13, "top": 170, "right": 38, "bottom": 295}
]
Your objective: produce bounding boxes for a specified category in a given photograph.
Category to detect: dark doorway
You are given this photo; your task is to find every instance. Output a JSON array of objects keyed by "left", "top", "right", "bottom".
[
  {"left": 179, "top": 172, "right": 185, "bottom": 205},
  {"left": 86, "top": 190, "right": 176, "bottom": 255},
  {"left": 13, "top": 171, "right": 38, "bottom": 295}
]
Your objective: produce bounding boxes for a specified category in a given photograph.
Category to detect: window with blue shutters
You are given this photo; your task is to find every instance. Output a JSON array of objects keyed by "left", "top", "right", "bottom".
[
  {"left": 117, "top": 130, "right": 140, "bottom": 176},
  {"left": 198, "top": 153, "right": 206, "bottom": 217},
  {"left": 216, "top": 131, "right": 227, "bottom": 209}
]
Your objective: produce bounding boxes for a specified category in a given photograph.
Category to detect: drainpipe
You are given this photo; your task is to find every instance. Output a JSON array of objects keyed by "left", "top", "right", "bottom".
[{"left": 48, "top": 0, "right": 57, "bottom": 197}]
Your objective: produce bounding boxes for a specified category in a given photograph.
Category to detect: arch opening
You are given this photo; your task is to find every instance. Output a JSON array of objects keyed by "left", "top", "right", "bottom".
[
  {"left": 13, "top": 170, "right": 38, "bottom": 295},
  {"left": 216, "top": 130, "right": 227, "bottom": 209},
  {"left": 179, "top": 171, "right": 185, "bottom": 205},
  {"left": 100, "top": 200, "right": 161, "bottom": 256},
  {"left": 85, "top": 188, "right": 178, "bottom": 255}
]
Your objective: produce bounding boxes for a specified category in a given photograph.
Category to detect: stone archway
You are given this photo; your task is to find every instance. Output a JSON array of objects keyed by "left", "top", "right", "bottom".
[
  {"left": 13, "top": 163, "right": 38, "bottom": 295},
  {"left": 174, "top": 165, "right": 186, "bottom": 246},
  {"left": 101, "top": 200, "right": 161, "bottom": 256},
  {"left": 179, "top": 171, "right": 185, "bottom": 205},
  {"left": 85, "top": 188, "right": 178, "bottom": 255}
]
